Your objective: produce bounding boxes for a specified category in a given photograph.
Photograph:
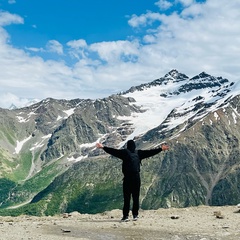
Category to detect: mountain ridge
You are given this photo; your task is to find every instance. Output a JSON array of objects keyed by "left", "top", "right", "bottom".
[{"left": 0, "top": 69, "right": 239, "bottom": 216}]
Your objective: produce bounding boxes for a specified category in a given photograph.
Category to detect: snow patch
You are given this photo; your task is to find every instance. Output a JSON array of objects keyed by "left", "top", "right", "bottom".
[
  {"left": 232, "top": 112, "right": 237, "bottom": 124},
  {"left": 16, "top": 116, "right": 29, "bottom": 123},
  {"left": 67, "top": 155, "right": 87, "bottom": 162},
  {"left": 14, "top": 136, "right": 32, "bottom": 154},
  {"left": 214, "top": 112, "right": 219, "bottom": 121},
  {"left": 16, "top": 111, "right": 36, "bottom": 123},
  {"left": 57, "top": 115, "right": 63, "bottom": 121},
  {"left": 30, "top": 134, "right": 52, "bottom": 151},
  {"left": 63, "top": 108, "right": 75, "bottom": 117},
  {"left": 42, "top": 134, "right": 52, "bottom": 139}
]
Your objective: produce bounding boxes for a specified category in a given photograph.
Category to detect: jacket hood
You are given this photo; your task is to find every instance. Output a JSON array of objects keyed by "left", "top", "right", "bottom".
[{"left": 127, "top": 140, "right": 136, "bottom": 152}]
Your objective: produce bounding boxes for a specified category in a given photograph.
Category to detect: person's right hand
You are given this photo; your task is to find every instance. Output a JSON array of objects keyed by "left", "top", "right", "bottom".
[
  {"left": 96, "top": 142, "right": 103, "bottom": 148},
  {"left": 161, "top": 144, "right": 169, "bottom": 151}
]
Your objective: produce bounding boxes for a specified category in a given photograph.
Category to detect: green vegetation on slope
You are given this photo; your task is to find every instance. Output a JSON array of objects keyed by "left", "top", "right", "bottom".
[{"left": 0, "top": 178, "right": 16, "bottom": 205}]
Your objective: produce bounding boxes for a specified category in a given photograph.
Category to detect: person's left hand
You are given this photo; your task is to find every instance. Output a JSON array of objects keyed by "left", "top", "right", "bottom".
[{"left": 96, "top": 142, "right": 103, "bottom": 148}]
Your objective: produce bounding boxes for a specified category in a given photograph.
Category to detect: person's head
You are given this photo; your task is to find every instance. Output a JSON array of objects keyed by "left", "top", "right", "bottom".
[{"left": 127, "top": 140, "right": 136, "bottom": 152}]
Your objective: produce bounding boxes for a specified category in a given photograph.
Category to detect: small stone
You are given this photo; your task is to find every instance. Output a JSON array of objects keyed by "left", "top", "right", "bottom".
[
  {"left": 61, "top": 228, "right": 71, "bottom": 233},
  {"left": 213, "top": 211, "right": 224, "bottom": 218},
  {"left": 213, "top": 211, "right": 221, "bottom": 216},
  {"left": 222, "top": 226, "right": 229, "bottom": 229},
  {"left": 63, "top": 213, "right": 69, "bottom": 218}
]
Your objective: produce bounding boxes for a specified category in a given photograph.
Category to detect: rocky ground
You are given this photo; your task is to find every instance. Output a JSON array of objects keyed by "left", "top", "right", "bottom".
[{"left": 0, "top": 205, "right": 240, "bottom": 240}]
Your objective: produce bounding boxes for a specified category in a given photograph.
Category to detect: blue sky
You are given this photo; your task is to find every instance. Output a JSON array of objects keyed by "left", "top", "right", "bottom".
[
  {"left": 2, "top": 0, "right": 160, "bottom": 46},
  {"left": 0, "top": 0, "right": 239, "bottom": 108}
]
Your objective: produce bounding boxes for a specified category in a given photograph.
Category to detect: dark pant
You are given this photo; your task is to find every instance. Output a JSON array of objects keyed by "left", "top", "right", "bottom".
[{"left": 122, "top": 173, "right": 141, "bottom": 217}]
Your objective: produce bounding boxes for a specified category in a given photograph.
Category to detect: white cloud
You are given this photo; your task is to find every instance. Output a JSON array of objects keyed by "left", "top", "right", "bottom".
[
  {"left": 127, "top": 0, "right": 240, "bottom": 78},
  {"left": 0, "top": 93, "right": 39, "bottom": 109},
  {"left": 89, "top": 40, "right": 139, "bottom": 63},
  {"left": 178, "top": 0, "right": 194, "bottom": 7},
  {"left": 128, "top": 12, "right": 163, "bottom": 28},
  {"left": 46, "top": 40, "right": 63, "bottom": 55},
  {"left": 143, "top": 34, "right": 157, "bottom": 43},
  {"left": 0, "top": 11, "right": 23, "bottom": 26},
  {"left": 67, "top": 39, "right": 87, "bottom": 49},
  {"left": 25, "top": 47, "right": 45, "bottom": 52},
  {"left": 66, "top": 39, "right": 88, "bottom": 59},
  {"left": 128, "top": 14, "right": 148, "bottom": 28},
  {"left": 0, "top": 1, "right": 240, "bottom": 109},
  {"left": 155, "top": 0, "right": 173, "bottom": 10},
  {"left": 8, "top": 0, "right": 16, "bottom": 4},
  {"left": 181, "top": 2, "right": 204, "bottom": 17},
  {"left": 0, "top": 11, "right": 23, "bottom": 45}
]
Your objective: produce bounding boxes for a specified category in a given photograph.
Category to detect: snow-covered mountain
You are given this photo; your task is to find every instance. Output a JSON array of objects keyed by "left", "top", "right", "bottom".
[
  {"left": 117, "top": 69, "right": 238, "bottom": 143},
  {"left": 0, "top": 69, "right": 240, "bottom": 215}
]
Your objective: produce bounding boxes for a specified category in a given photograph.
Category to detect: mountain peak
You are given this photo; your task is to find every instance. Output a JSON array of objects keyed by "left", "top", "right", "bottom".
[
  {"left": 164, "top": 69, "right": 179, "bottom": 78},
  {"left": 164, "top": 69, "right": 189, "bottom": 82},
  {"left": 191, "top": 72, "right": 211, "bottom": 80}
]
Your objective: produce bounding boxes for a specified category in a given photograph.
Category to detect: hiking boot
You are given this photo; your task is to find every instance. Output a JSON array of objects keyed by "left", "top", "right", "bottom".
[
  {"left": 121, "top": 216, "right": 129, "bottom": 222},
  {"left": 133, "top": 215, "right": 139, "bottom": 221}
]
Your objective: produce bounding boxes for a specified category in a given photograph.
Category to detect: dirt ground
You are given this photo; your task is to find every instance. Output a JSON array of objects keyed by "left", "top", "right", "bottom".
[{"left": 0, "top": 205, "right": 240, "bottom": 240}]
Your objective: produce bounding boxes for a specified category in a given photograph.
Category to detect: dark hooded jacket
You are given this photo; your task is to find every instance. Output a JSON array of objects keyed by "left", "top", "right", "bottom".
[
  {"left": 127, "top": 140, "right": 136, "bottom": 152},
  {"left": 102, "top": 140, "right": 162, "bottom": 176}
]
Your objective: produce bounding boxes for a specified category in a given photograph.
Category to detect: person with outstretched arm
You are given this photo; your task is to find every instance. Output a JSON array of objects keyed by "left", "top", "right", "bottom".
[{"left": 96, "top": 139, "right": 169, "bottom": 222}]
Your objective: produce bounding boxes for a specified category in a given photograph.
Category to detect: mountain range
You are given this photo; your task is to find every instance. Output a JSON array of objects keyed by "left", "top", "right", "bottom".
[{"left": 0, "top": 69, "right": 239, "bottom": 216}]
